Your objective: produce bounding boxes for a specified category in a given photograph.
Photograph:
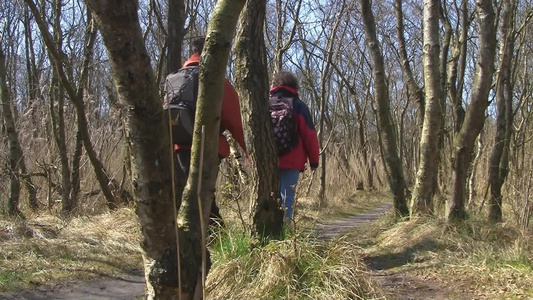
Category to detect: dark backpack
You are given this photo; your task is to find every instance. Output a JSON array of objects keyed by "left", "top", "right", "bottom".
[
  {"left": 269, "top": 96, "right": 298, "bottom": 155},
  {"left": 163, "top": 66, "right": 199, "bottom": 145}
]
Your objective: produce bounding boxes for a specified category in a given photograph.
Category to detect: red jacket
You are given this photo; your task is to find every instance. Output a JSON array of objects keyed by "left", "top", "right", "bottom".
[
  {"left": 175, "top": 54, "right": 247, "bottom": 158},
  {"left": 270, "top": 86, "right": 320, "bottom": 171}
]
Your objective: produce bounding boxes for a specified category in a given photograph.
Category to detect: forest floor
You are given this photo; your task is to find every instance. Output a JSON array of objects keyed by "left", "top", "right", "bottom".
[{"left": 0, "top": 202, "right": 521, "bottom": 299}]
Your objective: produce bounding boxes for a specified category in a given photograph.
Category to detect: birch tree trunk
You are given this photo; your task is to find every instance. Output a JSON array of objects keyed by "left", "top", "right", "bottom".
[
  {"left": 360, "top": 0, "right": 409, "bottom": 217},
  {"left": 409, "top": 0, "right": 444, "bottom": 216},
  {"left": 449, "top": 0, "right": 497, "bottom": 221},
  {"left": 234, "top": 0, "right": 284, "bottom": 238},
  {"left": 489, "top": 0, "right": 515, "bottom": 224}
]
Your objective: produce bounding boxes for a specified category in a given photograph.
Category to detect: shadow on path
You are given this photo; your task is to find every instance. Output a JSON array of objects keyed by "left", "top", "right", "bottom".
[
  {"left": 312, "top": 202, "right": 393, "bottom": 242},
  {"left": 0, "top": 271, "right": 145, "bottom": 300}
]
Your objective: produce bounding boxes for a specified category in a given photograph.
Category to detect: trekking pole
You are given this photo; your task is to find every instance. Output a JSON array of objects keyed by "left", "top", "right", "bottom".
[
  {"left": 197, "top": 125, "right": 207, "bottom": 299},
  {"left": 167, "top": 100, "right": 182, "bottom": 300}
]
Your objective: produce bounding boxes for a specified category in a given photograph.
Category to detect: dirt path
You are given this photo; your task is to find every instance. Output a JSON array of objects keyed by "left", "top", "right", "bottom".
[
  {"left": 1, "top": 203, "right": 463, "bottom": 299},
  {"left": 0, "top": 272, "right": 145, "bottom": 300}
]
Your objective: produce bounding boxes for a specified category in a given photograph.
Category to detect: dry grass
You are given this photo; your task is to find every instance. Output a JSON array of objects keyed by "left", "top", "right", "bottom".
[
  {"left": 360, "top": 214, "right": 533, "bottom": 299},
  {"left": 0, "top": 208, "right": 142, "bottom": 292},
  {"left": 207, "top": 236, "right": 384, "bottom": 300}
]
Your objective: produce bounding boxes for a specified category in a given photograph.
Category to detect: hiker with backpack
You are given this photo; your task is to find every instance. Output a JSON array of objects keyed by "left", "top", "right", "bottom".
[
  {"left": 163, "top": 38, "right": 247, "bottom": 227},
  {"left": 269, "top": 70, "right": 319, "bottom": 224}
]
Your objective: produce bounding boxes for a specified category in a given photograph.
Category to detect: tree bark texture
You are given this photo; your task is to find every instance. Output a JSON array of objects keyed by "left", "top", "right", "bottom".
[
  {"left": 1, "top": 46, "right": 34, "bottom": 215},
  {"left": 83, "top": 1, "right": 177, "bottom": 298},
  {"left": 450, "top": 0, "right": 497, "bottom": 221},
  {"left": 410, "top": 0, "right": 444, "bottom": 216},
  {"left": 167, "top": 0, "right": 185, "bottom": 74},
  {"left": 447, "top": 0, "right": 468, "bottom": 134},
  {"left": 360, "top": 0, "right": 409, "bottom": 217},
  {"left": 395, "top": 0, "right": 425, "bottom": 126},
  {"left": 489, "top": 0, "right": 515, "bottom": 224},
  {"left": 234, "top": 0, "right": 284, "bottom": 238},
  {"left": 176, "top": 0, "right": 246, "bottom": 299}
]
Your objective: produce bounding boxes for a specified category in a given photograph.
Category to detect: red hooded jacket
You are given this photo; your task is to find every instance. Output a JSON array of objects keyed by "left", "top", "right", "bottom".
[
  {"left": 270, "top": 86, "right": 320, "bottom": 171},
  {"left": 174, "top": 54, "right": 246, "bottom": 158}
]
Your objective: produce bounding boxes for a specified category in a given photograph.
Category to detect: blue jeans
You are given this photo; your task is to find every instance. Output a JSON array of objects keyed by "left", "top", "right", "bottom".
[{"left": 280, "top": 168, "right": 300, "bottom": 222}]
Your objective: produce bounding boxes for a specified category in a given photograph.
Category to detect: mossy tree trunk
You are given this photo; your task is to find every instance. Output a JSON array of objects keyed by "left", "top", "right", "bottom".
[
  {"left": 176, "top": 0, "right": 246, "bottom": 298},
  {"left": 360, "top": 0, "right": 409, "bottom": 218},
  {"left": 234, "top": 0, "right": 284, "bottom": 238}
]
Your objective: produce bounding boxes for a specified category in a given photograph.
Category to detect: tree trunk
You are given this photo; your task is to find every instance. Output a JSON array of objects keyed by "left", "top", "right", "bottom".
[
  {"left": 360, "top": 0, "right": 408, "bottom": 217},
  {"left": 409, "top": 0, "right": 444, "bottom": 216},
  {"left": 167, "top": 0, "right": 185, "bottom": 74},
  {"left": 84, "top": 1, "right": 178, "bottom": 298},
  {"left": 1, "top": 46, "right": 27, "bottom": 216},
  {"left": 449, "top": 0, "right": 497, "bottom": 221},
  {"left": 395, "top": 0, "right": 425, "bottom": 126},
  {"left": 489, "top": 0, "right": 515, "bottom": 224},
  {"left": 447, "top": 0, "right": 468, "bottom": 134},
  {"left": 176, "top": 1, "right": 246, "bottom": 298},
  {"left": 234, "top": 0, "right": 284, "bottom": 238}
]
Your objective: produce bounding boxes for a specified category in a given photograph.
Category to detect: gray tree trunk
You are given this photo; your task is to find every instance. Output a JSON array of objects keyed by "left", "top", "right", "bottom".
[
  {"left": 1, "top": 46, "right": 37, "bottom": 215},
  {"left": 360, "top": 0, "right": 409, "bottom": 217},
  {"left": 489, "top": 0, "right": 515, "bottom": 224},
  {"left": 447, "top": 0, "right": 468, "bottom": 134},
  {"left": 409, "top": 0, "right": 444, "bottom": 216},
  {"left": 234, "top": 0, "right": 284, "bottom": 238},
  {"left": 449, "top": 0, "right": 497, "bottom": 221},
  {"left": 395, "top": 0, "right": 425, "bottom": 126},
  {"left": 84, "top": 0, "right": 177, "bottom": 298}
]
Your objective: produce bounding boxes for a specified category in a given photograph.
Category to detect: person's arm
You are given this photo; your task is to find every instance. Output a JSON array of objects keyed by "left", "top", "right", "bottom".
[
  {"left": 220, "top": 80, "right": 247, "bottom": 154},
  {"left": 295, "top": 99, "right": 319, "bottom": 170}
]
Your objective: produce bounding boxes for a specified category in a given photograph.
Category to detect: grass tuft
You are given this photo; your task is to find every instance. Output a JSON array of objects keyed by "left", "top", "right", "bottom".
[{"left": 207, "top": 232, "right": 383, "bottom": 300}]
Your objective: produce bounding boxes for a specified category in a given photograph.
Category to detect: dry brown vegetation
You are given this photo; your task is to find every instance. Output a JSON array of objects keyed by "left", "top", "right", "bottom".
[{"left": 0, "top": 208, "right": 142, "bottom": 292}]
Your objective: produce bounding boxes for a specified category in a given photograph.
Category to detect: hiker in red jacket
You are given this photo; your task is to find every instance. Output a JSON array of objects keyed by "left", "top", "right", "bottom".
[
  {"left": 269, "top": 70, "right": 319, "bottom": 224},
  {"left": 173, "top": 38, "right": 247, "bottom": 226}
]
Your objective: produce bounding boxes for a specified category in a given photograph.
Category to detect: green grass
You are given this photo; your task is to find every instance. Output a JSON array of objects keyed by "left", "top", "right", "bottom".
[{"left": 207, "top": 228, "right": 383, "bottom": 300}]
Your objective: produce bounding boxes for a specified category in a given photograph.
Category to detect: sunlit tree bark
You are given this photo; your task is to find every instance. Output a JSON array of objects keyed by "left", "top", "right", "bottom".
[
  {"left": 395, "top": 0, "right": 425, "bottom": 126},
  {"left": 449, "top": 0, "right": 497, "bottom": 221},
  {"left": 410, "top": 0, "right": 444, "bottom": 216},
  {"left": 489, "top": 0, "right": 516, "bottom": 224},
  {"left": 360, "top": 0, "right": 409, "bottom": 217},
  {"left": 234, "top": 0, "right": 284, "bottom": 238}
]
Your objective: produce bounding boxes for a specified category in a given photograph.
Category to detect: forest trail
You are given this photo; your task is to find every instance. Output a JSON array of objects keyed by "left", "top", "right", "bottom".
[{"left": 0, "top": 203, "right": 463, "bottom": 300}]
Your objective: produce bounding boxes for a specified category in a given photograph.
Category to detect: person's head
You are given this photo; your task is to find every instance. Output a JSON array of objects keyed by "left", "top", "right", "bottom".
[
  {"left": 192, "top": 38, "right": 205, "bottom": 55},
  {"left": 271, "top": 70, "right": 299, "bottom": 90}
]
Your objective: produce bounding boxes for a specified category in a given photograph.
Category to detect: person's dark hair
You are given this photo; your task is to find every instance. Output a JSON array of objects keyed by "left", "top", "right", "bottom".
[
  {"left": 271, "top": 70, "right": 299, "bottom": 90},
  {"left": 192, "top": 38, "right": 205, "bottom": 54}
]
